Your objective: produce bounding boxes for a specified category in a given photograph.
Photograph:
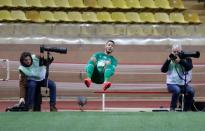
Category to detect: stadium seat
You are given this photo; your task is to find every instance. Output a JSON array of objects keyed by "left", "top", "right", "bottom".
[
  {"left": 54, "top": 0, "right": 70, "bottom": 8},
  {"left": 97, "top": 0, "right": 114, "bottom": 8},
  {"left": 40, "top": 11, "right": 59, "bottom": 22},
  {"left": 155, "top": 0, "right": 173, "bottom": 10},
  {"left": 82, "top": 12, "right": 99, "bottom": 22},
  {"left": 25, "top": 11, "right": 45, "bottom": 22},
  {"left": 125, "top": 0, "right": 142, "bottom": 9},
  {"left": 12, "top": 0, "right": 29, "bottom": 8},
  {"left": 111, "top": 0, "right": 130, "bottom": 9},
  {"left": 183, "top": 12, "right": 202, "bottom": 24},
  {"left": 155, "top": 12, "right": 172, "bottom": 23},
  {"left": 41, "top": 0, "right": 57, "bottom": 8},
  {"left": 27, "top": 0, "right": 44, "bottom": 8},
  {"left": 96, "top": 12, "right": 113, "bottom": 22},
  {"left": 111, "top": 12, "right": 128, "bottom": 23},
  {"left": 67, "top": 11, "right": 84, "bottom": 22},
  {"left": 84, "top": 0, "right": 101, "bottom": 8},
  {"left": 10, "top": 10, "right": 30, "bottom": 22},
  {"left": 125, "top": 12, "right": 142, "bottom": 23},
  {"left": 0, "top": 10, "right": 13, "bottom": 22},
  {"left": 139, "top": 0, "right": 157, "bottom": 9},
  {"left": 53, "top": 11, "right": 70, "bottom": 22},
  {"left": 170, "top": 12, "right": 188, "bottom": 24},
  {"left": 140, "top": 12, "right": 158, "bottom": 23},
  {"left": 68, "top": 0, "right": 86, "bottom": 8},
  {"left": 168, "top": 0, "right": 185, "bottom": 10},
  {"left": 0, "top": 0, "right": 13, "bottom": 8}
]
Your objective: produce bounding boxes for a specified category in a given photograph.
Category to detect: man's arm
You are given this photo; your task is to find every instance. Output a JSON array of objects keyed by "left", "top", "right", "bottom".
[
  {"left": 179, "top": 58, "right": 193, "bottom": 71},
  {"left": 161, "top": 59, "right": 171, "bottom": 73}
]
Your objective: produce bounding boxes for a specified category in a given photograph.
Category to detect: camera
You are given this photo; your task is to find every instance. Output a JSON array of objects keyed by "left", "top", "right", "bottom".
[
  {"left": 40, "top": 45, "right": 67, "bottom": 54},
  {"left": 169, "top": 51, "right": 200, "bottom": 60},
  {"left": 5, "top": 103, "right": 28, "bottom": 112},
  {"left": 178, "top": 51, "right": 200, "bottom": 59}
]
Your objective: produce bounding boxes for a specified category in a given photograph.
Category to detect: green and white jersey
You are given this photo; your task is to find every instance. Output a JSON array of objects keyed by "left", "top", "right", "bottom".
[
  {"left": 18, "top": 54, "right": 46, "bottom": 81},
  {"left": 93, "top": 52, "right": 117, "bottom": 73}
]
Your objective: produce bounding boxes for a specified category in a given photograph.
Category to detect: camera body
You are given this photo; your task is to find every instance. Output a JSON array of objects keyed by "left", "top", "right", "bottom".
[{"left": 169, "top": 51, "right": 200, "bottom": 60}]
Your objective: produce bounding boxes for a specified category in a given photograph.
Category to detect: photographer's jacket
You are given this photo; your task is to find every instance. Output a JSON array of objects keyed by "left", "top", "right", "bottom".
[
  {"left": 161, "top": 58, "right": 193, "bottom": 85},
  {"left": 19, "top": 54, "right": 46, "bottom": 98}
]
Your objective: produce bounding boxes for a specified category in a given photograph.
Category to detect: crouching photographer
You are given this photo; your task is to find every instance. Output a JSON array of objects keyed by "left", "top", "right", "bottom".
[
  {"left": 161, "top": 44, "right": 200, "bottom": 111},
  {"left": 18, "top": 45, "right": 67, "bottom": 112}
]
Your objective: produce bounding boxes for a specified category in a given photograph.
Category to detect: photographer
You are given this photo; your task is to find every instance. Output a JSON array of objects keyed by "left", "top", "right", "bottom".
[
  {"left": 18, "top": 52, "right": 57, "bottom": 112},
  {"left": 161, "top": 44, "right": 195, "bottom": 111}
]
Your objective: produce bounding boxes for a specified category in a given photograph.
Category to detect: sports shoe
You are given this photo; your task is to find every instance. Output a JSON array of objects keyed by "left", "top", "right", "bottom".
[
  {"left": 169, "top": 108, "right": 175, "bottom": 112},
  {"left": 84, "top": 78, "right": 92, "bottom": 88},
  {"left": 102, "top": 82, "right": 111, "bottom": 91},
  {"left": 50, "top": 105, "right": 58, "bottom": 112}
]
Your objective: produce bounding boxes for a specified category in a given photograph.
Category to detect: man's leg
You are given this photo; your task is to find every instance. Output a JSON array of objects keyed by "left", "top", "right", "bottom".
[
  {"left": 46, "top": 79, "right": 57, "bottom": 112},
  {"left": 84, "top": 58, "right": 96, "bottom": 87},
  {"left": 184, "top": 85, "right": 195, "bottom": 111},
  {"left": 167, "top": 84, "right": 181, "bottom": 111},
  {"left": 102, "top": 64, "right": 115, "bottom": 91},
  {"left": 26, "top": 80, "right": 38, "bottom": 111}
]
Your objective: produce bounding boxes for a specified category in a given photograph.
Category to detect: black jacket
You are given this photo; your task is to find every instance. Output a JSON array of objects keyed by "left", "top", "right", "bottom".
[{"left": 161, "top": 58, "right": 193, "bottom": 73}]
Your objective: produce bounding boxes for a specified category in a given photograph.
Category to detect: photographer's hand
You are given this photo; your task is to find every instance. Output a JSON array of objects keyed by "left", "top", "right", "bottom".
[{"left": 173, "top": 55, "right": 180, "bottom": 63}]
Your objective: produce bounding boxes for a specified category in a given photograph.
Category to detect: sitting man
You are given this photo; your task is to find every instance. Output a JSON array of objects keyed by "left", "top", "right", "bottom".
[
  {"left": 84, "top": 40, "right": 118, "bottom": 91},
  {"left": 161, "top": 43, "right": 195, "bottom": 111},
  {"left": 18, "top": 52, "right": 57, "bottom": 112}
]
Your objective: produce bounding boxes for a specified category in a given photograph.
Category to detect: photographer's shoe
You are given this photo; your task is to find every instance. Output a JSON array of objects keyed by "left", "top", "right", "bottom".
[
  {"left": 169, "top": 108, "right": 175, "bottom": 112},
  {"left": 102, "top": 82, "right": 111, "bottom": 91},
  {"left": 84, "top": 78, "right": 92, "bottom": 88},
  {"left": 50, "top": 105, "right": 58, "bottom": 112}
]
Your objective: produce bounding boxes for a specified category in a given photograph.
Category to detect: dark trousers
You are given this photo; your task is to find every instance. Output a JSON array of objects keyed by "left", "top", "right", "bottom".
[
  {"left": 167, "top": 84, "right": 195, "bottom": 111},
  {"left": 25, "top": 79, "right": 56, "bottom": 109}
]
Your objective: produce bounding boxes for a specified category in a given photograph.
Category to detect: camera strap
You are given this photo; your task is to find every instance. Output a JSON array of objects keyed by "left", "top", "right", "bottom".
[{"left": 174, "top": 64, "right": 188, "bottom": 87}]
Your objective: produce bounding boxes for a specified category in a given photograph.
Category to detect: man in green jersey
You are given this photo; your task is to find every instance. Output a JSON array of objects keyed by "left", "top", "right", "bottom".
[{"left": 84, "top": 40, "right": 118, "bottom": 91}]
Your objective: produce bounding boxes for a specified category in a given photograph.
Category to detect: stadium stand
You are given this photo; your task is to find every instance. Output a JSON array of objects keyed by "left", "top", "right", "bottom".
[
  {"left": 54, "top": 0, "right": 70, "bottom": 9},
  {"left": 170, "top": 12, "right": 188, "bottom": 24},
  {"left": 169, "top": 0, "right": 186, "bottom": 10},
  {"left": 111, "top": 12, "right": 128, "bottom": 23},
  {"left": 82, "top": 12, "right": 99, "bottom": 23},
  {"left": 184, "top": 12, "right": 202, "bottom": 24},
  {"left": 155, "top": 0, "right": 173, "bottom": 10},
  {"left": 84, "top": 0, "right": 101, "bottom": 9},
  {"left": 139, "top": 0, "right": 158, "bottom": 9},
  {"left": 0, "top": 0, "right": 13, "bottom": 8},
  {"left": 10, "top": 10, "right": 30, "bottom": 22},
  {"left": 125, "top": 12, "right": 142, "bottom": 23},
  {"left": 53, "top": 11, "right": 70, "bottom": 22},
  {"left": 96, "top": 11, "right": 113, "bottom": 22},
  {"left": 139, "top": 12, "right": 158, "bottom": 23},
  {"left": 27, "top": 0, "right": 44, "bottom": 8},
  {"left": 97, "top": 0, "right": 114, "bottom": 8},
  {"left": 111, "top": 0, "right": 130, "bottom": 9},
  {"left": 68, "top": 0, "right": 87, "bottom": 8},
  {"left": 155, "top": 12, "right": 173, "bottom": 24},
  {"left": 125, "top": 0, "right": 142, "bottom": 9}
]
